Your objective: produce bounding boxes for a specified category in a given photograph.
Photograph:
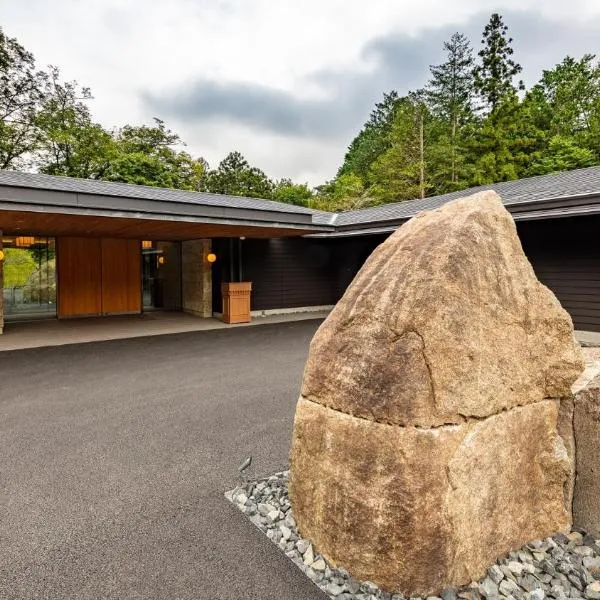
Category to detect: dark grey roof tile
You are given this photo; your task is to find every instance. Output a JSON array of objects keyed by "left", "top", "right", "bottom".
[{"left": 0, "top": 170, "right": 312, "bottom": 215}]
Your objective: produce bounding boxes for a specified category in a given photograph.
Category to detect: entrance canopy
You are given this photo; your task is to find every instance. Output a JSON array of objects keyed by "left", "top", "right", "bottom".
[{"left": 0, "top": 171, "right": 331, "bottom": 239}]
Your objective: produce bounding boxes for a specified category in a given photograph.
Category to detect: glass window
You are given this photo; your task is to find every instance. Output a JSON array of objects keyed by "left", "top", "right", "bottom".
[
  {"left": 141, "top": 241, "right": 181, "bottom": 311},
  {"left": 2, "top": 236, "right": 57, "bottom": 320}
]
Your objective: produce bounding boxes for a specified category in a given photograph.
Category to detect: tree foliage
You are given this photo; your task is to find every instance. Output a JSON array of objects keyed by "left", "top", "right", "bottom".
[
  {"left": 203, "top": 151, "right": 274, "bottom": 198},
  {"left": 473, "top": 13, "right": 523, "bottom": 111},
  {"left": 3, "top": 16, "right": 600, "bottom": 212},
  {"left": 0, "top": 27, "right": 46, "bottom": 169},
  {"left": 329, "top": 13, "right": 600, "bottom": 209}
]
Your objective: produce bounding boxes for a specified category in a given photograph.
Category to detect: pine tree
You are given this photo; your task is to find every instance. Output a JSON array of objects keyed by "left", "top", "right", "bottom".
[
  {"left": 473, "top": 13, "right": 523, "bottom": 112},
  {"left": 426, "top": 32, "right": 474, "bottom": 187},
  {"left": 337, "top": 91, "right": 400, "bottom": 182},
  {"left": 369, "top": 95, "right": 433, "bottom": 202}
]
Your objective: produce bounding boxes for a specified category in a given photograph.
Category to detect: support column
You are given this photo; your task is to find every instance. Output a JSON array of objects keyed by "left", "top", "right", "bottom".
[
  {"left": 0, "top": 231, "right": 3, "bottom": 334},
  {"left": 181, "top": 239, "right": 212, "bottom": 318}
]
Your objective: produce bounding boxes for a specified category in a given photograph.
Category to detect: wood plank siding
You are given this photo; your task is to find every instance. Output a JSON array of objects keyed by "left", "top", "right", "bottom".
[
  {"left": 57, "top": 236, "right": 141, "bottom": 318},
  {"left": 57, "top": 237, "right": 102, "bottom": 318},
  {"left": 100, "top": 239, "right": 141, "bottom": 315},
  {"left": 211, "top": 217, "right": 599, "bottom": 332},
  {"left": 212, "top": 236, "right": 386, "bottom": 312},
  {"left": 518, "top": 216, "right": 600, "bottom": 332}
]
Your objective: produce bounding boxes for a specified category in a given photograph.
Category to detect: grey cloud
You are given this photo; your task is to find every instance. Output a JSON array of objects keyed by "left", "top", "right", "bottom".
[{"left": 143, "top": 10, "right": 600, "bottom": 143}]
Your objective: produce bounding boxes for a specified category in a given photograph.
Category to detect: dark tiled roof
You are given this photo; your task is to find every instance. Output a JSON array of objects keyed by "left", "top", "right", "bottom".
[
  {"left": 335, "top": 166, "right": 600, "bottom": 227},
  {"left": 0, "top": 170, "right": 312, "bottom": 216},
  {"left": 3, "top": 166, "right": 600, "bottom": 230}
]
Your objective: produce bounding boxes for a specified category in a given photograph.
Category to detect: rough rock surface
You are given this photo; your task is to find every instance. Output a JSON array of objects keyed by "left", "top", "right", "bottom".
[
  {"left": 574, "top": 373, "right": 600, "bottom": 536},
  {"left": 290, "top": 191, "right": 584, "bottom": 596},
  {"left": 301, "top": 191, "right": 582, "bottom": 427},
  {"left": 291, "top": 398, "right": 571, "bottom": 594}
]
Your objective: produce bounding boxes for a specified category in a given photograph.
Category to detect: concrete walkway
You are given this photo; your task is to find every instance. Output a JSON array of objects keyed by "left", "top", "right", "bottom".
[
  {"left": 575, "top": 329, "right": 600, "bottom": 347},
  {"left": 0, "top": 320, "right": 326, "bottom": 600},
  {"left": 0, "top": 310, "right": 330, "bottom": 352}
]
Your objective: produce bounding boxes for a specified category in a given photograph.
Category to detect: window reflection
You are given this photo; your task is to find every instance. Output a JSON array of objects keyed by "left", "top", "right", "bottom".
[
  {"left": 141, "top": 241, "right": 181, "bottom": 311},
  {"left": 2, "top": 236, "right": 57, "bottom": 319}
]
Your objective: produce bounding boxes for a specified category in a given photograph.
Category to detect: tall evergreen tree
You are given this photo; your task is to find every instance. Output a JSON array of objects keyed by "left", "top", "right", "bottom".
[
  {"left": 426, "top": 32, "right": 474, "bottom": 187},
  {"left": 337, "top": 91, "right": 400, "bottom": 182},
  {"left": 370, "top": 95, "right": 433, "bottom": 202},
  {"left": 473, "top": 13, "right": 523, "bottom": 111}
]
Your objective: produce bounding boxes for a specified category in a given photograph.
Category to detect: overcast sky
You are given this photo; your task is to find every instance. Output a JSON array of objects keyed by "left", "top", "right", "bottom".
[{"left": 4, "top": 1, "right": 600, "bottom": 185}]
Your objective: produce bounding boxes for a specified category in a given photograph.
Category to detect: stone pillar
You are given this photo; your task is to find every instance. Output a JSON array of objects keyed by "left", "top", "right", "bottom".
[
  {"left": 0, "top": 231, "right": 4, "bottom": 334},
  {"left": 181, "top": 239, "right": 212, "bottom": 318},
  {"left": 573, "top": 372, "right": 600, "bottom": 535}
]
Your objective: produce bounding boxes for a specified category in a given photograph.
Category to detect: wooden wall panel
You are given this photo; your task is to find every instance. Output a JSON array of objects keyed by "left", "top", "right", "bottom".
[
  {"left": 57, "top": 237, "right": 102, "bottom": 318},
  {"left": 518, "top": 216, "right": 600, "bottom": 332},
  {"left": 213, "top": 236, "right": 385, "bottom": 312},
  {"left": 101, "top": 239, "right": 141, "bottom": 315}
]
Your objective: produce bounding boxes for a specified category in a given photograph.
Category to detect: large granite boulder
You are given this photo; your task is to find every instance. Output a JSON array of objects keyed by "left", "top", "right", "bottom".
[{"left": 289, "top": 191, "right": 583, "bottom": 596}]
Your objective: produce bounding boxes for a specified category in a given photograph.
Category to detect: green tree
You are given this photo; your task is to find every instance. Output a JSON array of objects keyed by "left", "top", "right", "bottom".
[
  {"left": 312, "top": 173, "right": 374, "bottom": 211},
  {"left": 532, "top": 55, "right": 600, "bottom": 148},
  {"left": 426, "top": 32, "right": 474, "bottom": 188},
  {"left": 337, "top": 91, "right": 400, "bottom": 183},
  {"left": 204, "top": 151, "right": 274, "bottom": 198},
  {"left": 105, "top": 119, "right": 207, "bottom": 190},
  {"left": 370, "top": 95, "right": 433, "bottom": 202},
  {"left": 3, "top": 247, "right": 36, "bottom": 288},
  {"left": 526, "top": 135, "right": 597, "bottom": 176},
  {"left": 36, "top": 67, "right": 115, "bottom": 178},
  {"left": 462, "top": 99, "right": 524, "bottom": 185},
  {"left": 272, "top": 179, "right": 313, "bottom": 206},
  {"left": 473, "top": 13, "right": 523, "bottom": 112},
  {"left": 0, "top": 27, "right": 46, "bottom": 169}
]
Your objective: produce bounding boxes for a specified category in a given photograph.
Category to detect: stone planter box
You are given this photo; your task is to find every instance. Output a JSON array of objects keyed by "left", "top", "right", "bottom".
[{"left": 221, "top": 281, "right": 252, "bottom": 324}]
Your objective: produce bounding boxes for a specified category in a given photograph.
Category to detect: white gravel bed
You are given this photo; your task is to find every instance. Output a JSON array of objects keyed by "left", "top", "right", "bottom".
[{"left": 226, "top": 471, "right": 600, "bottom": 600}]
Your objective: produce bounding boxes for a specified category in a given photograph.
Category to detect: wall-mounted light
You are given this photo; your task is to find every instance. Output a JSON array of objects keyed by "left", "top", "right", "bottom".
[
  {"left": 142, "top": 240, "right": 153, "bottom": 250},
  {"left": 15, "top": 236, "right": 35, "bottom": 248},
  {"left": 206, "top": 252, "right": 217, "bottom": 264},
  {"left": 158, "top": 255, "right": 166, "bottom": 265},
  {"left": 0, "top": 249, "right": 4, "bottom": 262}
]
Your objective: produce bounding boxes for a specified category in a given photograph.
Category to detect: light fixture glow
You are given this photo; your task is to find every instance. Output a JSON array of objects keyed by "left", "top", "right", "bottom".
[
  {"left": 142, "top": 240, "right": 152, "bottom": 249},
  {"left": 15, "top": 236, "right": 35, "bottom": 248},
  {"left": 206, "top": 253, "right": 217, "bottom": 263}
]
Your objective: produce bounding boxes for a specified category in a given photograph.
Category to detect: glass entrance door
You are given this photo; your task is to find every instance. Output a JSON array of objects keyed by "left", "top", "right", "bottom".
[
  {"left": 141, "top": 241, "right": 182, "bottom": 311},
  {"left": 2, "top": 236, "right": 57, "bottom": 320}
]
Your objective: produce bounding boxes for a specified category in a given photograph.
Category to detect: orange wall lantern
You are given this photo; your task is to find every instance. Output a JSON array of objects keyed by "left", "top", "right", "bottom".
[
  {"left": 206, "top": 252, "right": 217, "bottom": 264},
  {"left": 142, "top": 240, "right": 153, "bottom": 250}
]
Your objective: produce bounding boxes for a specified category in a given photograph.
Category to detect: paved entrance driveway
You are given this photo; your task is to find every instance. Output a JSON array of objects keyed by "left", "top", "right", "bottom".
[{"left": 0, "top": 321, "right": 325, "bottom": 600}]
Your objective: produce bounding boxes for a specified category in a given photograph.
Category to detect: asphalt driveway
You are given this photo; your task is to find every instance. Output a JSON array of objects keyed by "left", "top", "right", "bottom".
[{"left": 0, "top": 320, "right": 326, "bottom": 600}]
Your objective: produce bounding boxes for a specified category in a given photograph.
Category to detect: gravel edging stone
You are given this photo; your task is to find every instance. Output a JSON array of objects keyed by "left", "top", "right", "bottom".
[{"left": 226, "top": 471, "right": 600, "bottom": 600}]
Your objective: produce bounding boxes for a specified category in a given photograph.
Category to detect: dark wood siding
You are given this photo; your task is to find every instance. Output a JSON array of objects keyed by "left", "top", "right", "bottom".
[
  {"left": 518, "top": 216, "right": 600, "bottom": 332},
  {"left": 212, "top": 216, "right": 599, "bottom": 332},
  {"left": 211, "top": 236, "right": 385, "bottom": 312}
]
